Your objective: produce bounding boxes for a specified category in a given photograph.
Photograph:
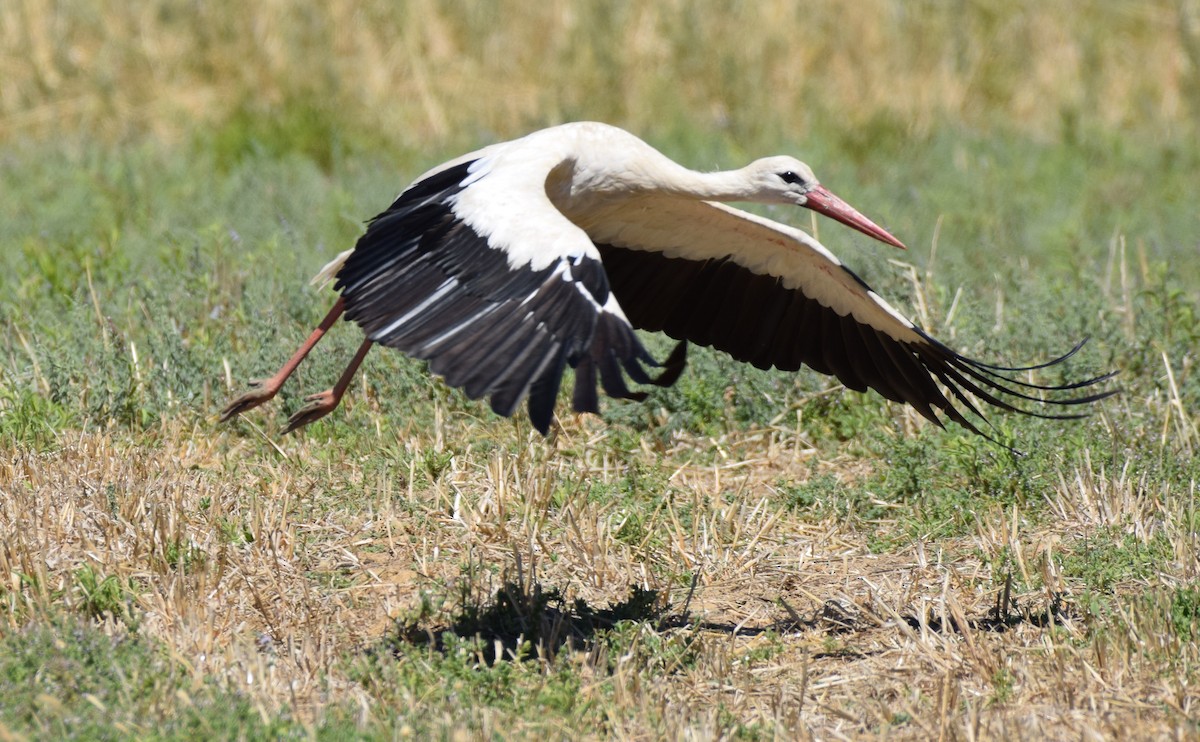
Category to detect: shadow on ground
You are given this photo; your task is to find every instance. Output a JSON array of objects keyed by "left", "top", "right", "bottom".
[
  {"left": 378, "top": 579, "right": 685, "bottom": 664},
  {"left": 375, "top": 572, "right": 1071, "bottom": 665}
]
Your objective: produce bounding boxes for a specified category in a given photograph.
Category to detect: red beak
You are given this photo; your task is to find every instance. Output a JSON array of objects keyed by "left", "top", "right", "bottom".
[{"left": 802, "top": 185, "right": 906, "bottom": 249}]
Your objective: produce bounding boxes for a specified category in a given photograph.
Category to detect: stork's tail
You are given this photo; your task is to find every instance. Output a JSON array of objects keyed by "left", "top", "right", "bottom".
[{"left": 311, "top": 248, "right": 355, "bottom": 289}]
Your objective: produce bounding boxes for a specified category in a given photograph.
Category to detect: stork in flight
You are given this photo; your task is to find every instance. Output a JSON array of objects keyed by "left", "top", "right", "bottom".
[{"left": 220, "top": 122, "right": 1114, "bottom": 441}]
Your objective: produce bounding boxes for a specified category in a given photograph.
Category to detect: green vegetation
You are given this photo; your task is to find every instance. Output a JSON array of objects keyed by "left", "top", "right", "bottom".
[
  {"left": 2, "top": 1, "right": 1199, "bottom": 738},
  {"left": 0, "top": 618, "right": 317, "bottom": 740},
  {"left": 1062, "top": 528, "right": 1176, "bottom": 593}
]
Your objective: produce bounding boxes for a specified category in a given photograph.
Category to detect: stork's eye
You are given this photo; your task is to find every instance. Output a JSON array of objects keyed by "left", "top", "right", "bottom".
[{"left": 779, "top": 171, "right": 804, "bottom": 185}]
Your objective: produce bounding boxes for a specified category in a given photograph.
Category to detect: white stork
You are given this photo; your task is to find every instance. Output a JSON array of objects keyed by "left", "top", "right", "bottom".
[{"left": 220, "top": 122, "right": 1114, "bottom": 441}]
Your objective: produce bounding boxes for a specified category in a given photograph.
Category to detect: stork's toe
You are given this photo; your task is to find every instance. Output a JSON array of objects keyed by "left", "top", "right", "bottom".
[
  {"left": 282, "top": 391, "right": 337, "bottom": 434},
  {"left": 219, "top": 379, "right": 278, "bottom": 421}
]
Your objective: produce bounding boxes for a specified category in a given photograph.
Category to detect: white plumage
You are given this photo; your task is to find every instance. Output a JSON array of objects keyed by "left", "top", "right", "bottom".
[{"left": 222, "top": 122, "right": 1113, "bottom": 441}]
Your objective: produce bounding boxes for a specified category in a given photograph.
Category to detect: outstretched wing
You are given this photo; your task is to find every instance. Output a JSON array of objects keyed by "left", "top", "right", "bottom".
[
  {"left": 332, "top": 156, "right": 682, "bottom": 434},
  {"left": 586, "top": 196, "right": 1115, "bottom": 439}
]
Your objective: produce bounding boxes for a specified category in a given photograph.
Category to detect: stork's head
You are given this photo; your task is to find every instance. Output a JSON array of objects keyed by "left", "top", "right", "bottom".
[{"left": 746, "top": 156, "right": 906, "bottom": 249}]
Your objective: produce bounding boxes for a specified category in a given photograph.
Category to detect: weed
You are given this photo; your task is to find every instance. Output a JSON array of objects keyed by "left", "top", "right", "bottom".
[
  {"left": 73, "top": 566, "right": 134, "bottom": 625},
  {"left": 1061, "top": 528, "right": 1174, "bottom": 593},
  {"left": 161, "top": 540, "right": 206, "bottom": 574},
  {"left": 1170, "top": 587, "right": 1200, "bottom": 641}
]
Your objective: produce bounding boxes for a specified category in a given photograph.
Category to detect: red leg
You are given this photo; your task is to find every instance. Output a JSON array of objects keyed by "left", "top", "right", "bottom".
[
  {"left": 219, "top": 297, "right": 346, "bottom": 422},
  {"left": 283, "top": 338, "right": 374, "bottom": 434}
]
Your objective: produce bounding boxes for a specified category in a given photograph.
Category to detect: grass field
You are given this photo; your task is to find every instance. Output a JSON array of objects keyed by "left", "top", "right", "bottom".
[{"left": 2, "top": 2, "right": 1200, "bottom": 739}]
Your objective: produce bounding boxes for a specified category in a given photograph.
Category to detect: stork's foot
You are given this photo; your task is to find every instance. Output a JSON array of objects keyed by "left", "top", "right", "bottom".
[
  {"left": 283, "top": 390, "right": 339, "bottom": 434},
  {"left": 219, "top": 378, "right": 281, "bottom": 422}
]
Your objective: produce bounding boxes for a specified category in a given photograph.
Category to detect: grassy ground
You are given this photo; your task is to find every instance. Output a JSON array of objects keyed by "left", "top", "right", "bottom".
[{"left": 3, "top": 2, "right": 1200, "bottom": 739}]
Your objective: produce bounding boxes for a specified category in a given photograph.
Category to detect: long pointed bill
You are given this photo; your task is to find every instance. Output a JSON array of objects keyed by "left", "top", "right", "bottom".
[{"left": 802, "top": 185, "right": 907, "bottom": 249}]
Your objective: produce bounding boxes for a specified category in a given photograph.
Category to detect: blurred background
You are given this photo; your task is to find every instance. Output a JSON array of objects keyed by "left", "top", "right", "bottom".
[{"left": 4, "top": 1, "right": 1198, "bottom": 154}]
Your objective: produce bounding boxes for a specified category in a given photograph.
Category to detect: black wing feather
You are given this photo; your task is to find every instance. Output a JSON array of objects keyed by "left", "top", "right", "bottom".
[
  {"left": 335, "top": 160, "right": 680, "bottom": 434},
  {"left": 595, "top": 243, "right": 1115, "bottom": 443}
]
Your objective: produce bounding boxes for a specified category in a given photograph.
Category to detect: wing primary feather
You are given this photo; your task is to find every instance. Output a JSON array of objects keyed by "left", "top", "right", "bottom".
[
  {"left": 795, "top": 295, "right": 835, "bottom": 375},
  {"left": 747, "top": 279, "right": 795, "bottom": 370},
  {"left": 821, "top": 309, "right": 867, "bottom": 392},
  {"left": 871, "top": 329, "right": 951, "bottom": 425},
  {"left": 913, "top": 330, "right": 1117, "bottom": 393},
  {"left": 484, "top": 334, "right": 561, "bottom": 415},
  {"left": 572, "top": 361, "right": 600, "bottom": 414},
  {"left": 925, "top": 332, "right": 1090, "bottom": 373},
  {"left": 648, "top": 341, "right": 688, "bottom": 387},
  {"left": 526, "top": 351, "right": 568, "bottom": 434},
  {"left": 936, "top": 350, "right": 1119, "bottom": 409},
  {"left": 847, "top": 320, "right": 917, "bottom": 408},
  {"left": 933, "top": 363, "right": 1091, "bottom": 421},
  {"left": 488, "top": 339, "right": 562, "bottom": 419}
]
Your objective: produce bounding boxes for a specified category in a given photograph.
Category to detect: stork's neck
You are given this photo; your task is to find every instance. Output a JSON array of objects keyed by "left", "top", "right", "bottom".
[
  {"left": 663, "top": 168, "right": 757, "bottom": 201},
  {"left": 627, "top": 158, "right": 761, "bottom": 203},
  {"left": 560, "top": 125, "right": 766, "bottom": 203}
]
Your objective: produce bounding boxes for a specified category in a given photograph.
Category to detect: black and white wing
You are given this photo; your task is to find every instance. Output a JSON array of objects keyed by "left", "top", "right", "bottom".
[
  {"left": 331, "top": 156, "right": 682, "bottom": 434},
  {"left": 586, "top": 196, "right": 1115, "bottom": 439}
]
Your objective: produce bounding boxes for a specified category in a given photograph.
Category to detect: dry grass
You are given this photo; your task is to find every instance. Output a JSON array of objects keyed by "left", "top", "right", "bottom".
[
  {"left": 3, "top": 1, "right": 1200, "bottom": 148},
  {"left": 1, "top": 408, "right": 1196, "bottom": 738}
]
